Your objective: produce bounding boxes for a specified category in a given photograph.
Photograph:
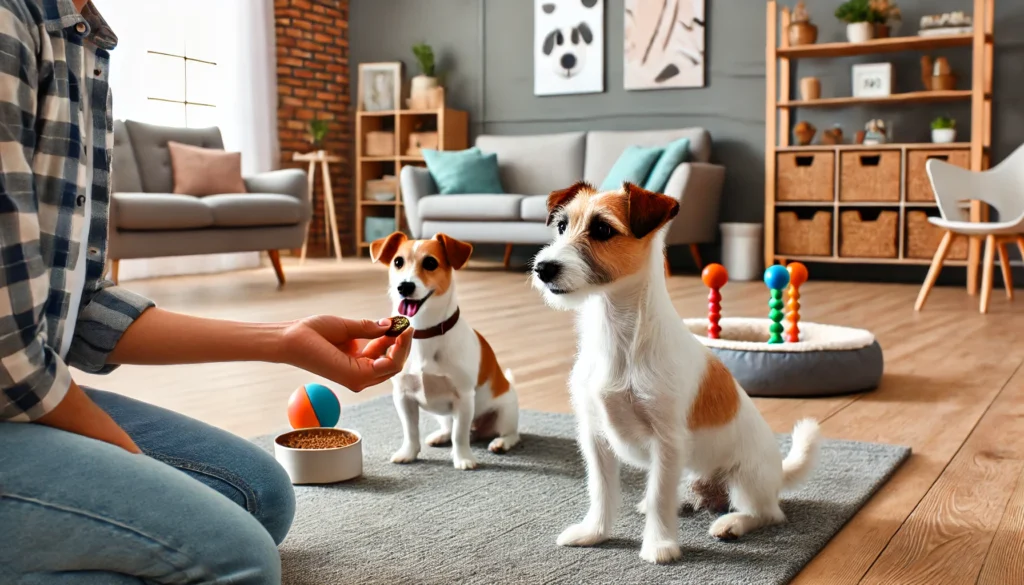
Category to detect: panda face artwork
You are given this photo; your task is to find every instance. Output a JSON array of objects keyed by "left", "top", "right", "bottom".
[
  {"left": 535, "top": 0, "right": 604, "bottom": 96},
  {"left": 542, "top": 23, "right": 594, "bottom": 78}
]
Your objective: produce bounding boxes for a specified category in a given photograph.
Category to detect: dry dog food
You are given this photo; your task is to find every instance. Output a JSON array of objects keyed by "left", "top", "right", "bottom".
[
  {"left": 385, "top": 316, "right": 410, "bottom": 337},
  {"left": 278, "top": 429, "right": 358, "bottom": 450}
]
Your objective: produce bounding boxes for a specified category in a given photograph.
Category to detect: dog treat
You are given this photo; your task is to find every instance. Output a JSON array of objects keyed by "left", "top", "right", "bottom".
[
  {"left": 385, "top": 315, "right": 410, "bottom": 337},
  {"left": 278, "top": 429, "right": 358, "bottom": 450}
]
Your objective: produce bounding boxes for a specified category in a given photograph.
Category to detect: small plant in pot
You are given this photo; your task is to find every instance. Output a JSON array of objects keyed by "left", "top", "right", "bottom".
[
  {"left": 931, "top": 116, "right": 956, "bottom": 144},
  {"left": 307, "top": 119, "right": 329, "bottom": 153},
  {"left": 788, "top": 1, "right": 817, "bottom": 46},
  {"left": 835, "top": 0, "right": 898, "bottom": 42},
  {"left": 410, "top": 42, "right": 443, "bottom": 110}
]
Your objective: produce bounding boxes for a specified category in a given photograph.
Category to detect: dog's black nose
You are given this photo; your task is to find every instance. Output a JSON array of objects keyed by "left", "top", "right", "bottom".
[
  {"left": 397, "top": 281, "right": 416, "bottom": 298},
  {"left": 560, "top": 53, "right": 577, "bottom": 70},
  {"left": 534, "top": 261, "right": 562, "bottom": 284}
]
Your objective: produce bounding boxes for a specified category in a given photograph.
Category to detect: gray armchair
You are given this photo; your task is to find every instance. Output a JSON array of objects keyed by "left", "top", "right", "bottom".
[
  {"left": 399, "top": 128, "right": 725, "bottom": 271},
  {"left": 109, "top": 120, "right": 310, "bottom": 284}
]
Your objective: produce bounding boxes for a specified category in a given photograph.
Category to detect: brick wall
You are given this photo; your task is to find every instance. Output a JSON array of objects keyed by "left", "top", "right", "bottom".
[{"left": 274, "top": 0, "right": 351, "bottom": 257}]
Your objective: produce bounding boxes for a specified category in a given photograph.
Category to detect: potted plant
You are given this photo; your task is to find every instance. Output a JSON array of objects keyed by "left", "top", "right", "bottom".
[
  {"left": 788, "top": 1, "right": 817, "bottom": 46},
  {"left": 410, "top": 42, "right": 441, "bottom": 110},
  {"left": 834, "top": 0, "right": 879, "bottom": 42},
  {"left": 307, "top": 119, "right": 329, "bottom": 154},
  {"left": 931, "top": 116, "right": 956, "bottom": 143}
]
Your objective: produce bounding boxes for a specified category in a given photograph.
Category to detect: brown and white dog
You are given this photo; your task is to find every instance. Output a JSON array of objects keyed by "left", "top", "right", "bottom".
[
  {"left": 530, "top": 181, "right": 820, "bottom": 564},
  {"left": 370, "top": 232, "right": 520, "bottom": 470}
]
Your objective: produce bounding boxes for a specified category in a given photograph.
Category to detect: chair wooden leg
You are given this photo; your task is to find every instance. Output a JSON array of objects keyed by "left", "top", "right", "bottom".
[
  {"left": 980, "top": 235, "right": 996, "bottom": 314},
  {"left": 503, "top": 244, "right": 513, "bottom": 269},
  {"left": 268, "top": 250, "right": 286, "bottom": 285},
  {"left": 968, "top": 236, "right": 981, "bottom": 296},
  {"left": 915, "top": 231, "right": 953, "bottom": 311},
  {"left": 110, "top": 259, "right": 120, "bottom": 285},
  {"left": 997, "top": 240, "right": 1014, "bottom": 300},
  {"left": 689, "top": 244, "right": 703, "bottom": 271}
]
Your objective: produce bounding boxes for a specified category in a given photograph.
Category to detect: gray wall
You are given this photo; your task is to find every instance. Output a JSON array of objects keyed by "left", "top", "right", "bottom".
[{"left": 350, "top": 0, "right": 1023, "bottom": 278}]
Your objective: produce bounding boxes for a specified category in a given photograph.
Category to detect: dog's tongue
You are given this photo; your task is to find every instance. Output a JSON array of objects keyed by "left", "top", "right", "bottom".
[{"left": 398, "top": 300, "right": 420, "bottom": 317}]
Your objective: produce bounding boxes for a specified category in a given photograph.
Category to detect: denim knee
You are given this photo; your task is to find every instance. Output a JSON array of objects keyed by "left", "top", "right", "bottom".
[{"left": 253, "top": 456, "right": 297, "bottom": 545}]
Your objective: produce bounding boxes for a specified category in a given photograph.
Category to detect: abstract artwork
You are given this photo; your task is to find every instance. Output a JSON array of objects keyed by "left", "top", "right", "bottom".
[
  {"left": 624, "top": 0, "right": 705, "bottom": 90},
  {"left": 534, "top": 0, "right": 605, "bottom": 96}
]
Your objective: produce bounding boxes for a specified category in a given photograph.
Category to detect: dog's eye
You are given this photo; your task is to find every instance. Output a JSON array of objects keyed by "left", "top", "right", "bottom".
[
  {"left": 590, "top": 219, "right": 616, "bottom": 242},
  {"left": 557, "top": 219, "right": 568, "bottom": 235},
  {"left": 422, "top": 256, "right": 439, "bottom": 271},
  {"left": 393, "top": 257, "right": 404, "bottom": 269}
]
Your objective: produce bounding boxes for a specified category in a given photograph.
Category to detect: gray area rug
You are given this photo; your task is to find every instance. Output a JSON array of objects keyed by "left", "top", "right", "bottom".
[{"left": 254, "top": 397, "right": 909, "bottom": 585}]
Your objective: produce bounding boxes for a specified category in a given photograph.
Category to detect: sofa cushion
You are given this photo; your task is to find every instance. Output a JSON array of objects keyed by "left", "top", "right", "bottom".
[
  {"left": 422, "top": 148, "right": 504, "bottom": 195},
  {"left": 113, "top": 193, "right": 214, "bottom": 231},
  {"left": 475, "top": 132, "right": 585, "bottom": 195},
  {"left": 599, "top": 145, "right": 665, "bottom": 191},
  {"left": 419, "top": 195, "right": 524, "bottom": 222},
  {"left": 204, "top": 194, "right": 304, "bottom": 227},
  {"left": 124, "top": 120, "right": 226, "bottom": 193},
  {"left": 168, "top": 141, "right": 247, "bottom": 196},
  {"left": 520, "top": 195, "right": 551, "bottom": 222},
  {"left": 112, "top": 120, "right": 144, "bottom": 193},
  {"left": 644, "top": 137, "right": 691, "bottom": 193},
  {"left": 584, "top": 128, "right": 712, "bottom": 186}
]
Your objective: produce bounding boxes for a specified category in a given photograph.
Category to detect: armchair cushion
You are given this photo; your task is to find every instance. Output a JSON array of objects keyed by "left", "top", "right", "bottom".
[
  {"left": 113, "top": 193, "right": 213, "bottom": 231},
  {"left": 204, "top": 194, "right": 305, "bottom": 227}
]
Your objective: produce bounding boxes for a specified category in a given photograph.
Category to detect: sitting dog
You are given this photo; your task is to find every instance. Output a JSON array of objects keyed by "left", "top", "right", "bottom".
[
  {"left": 530, "top": 181, "right": 820, "bottom": 564},
  {"left": 370, "top": 232, "right": 521, "bottom": 470}
]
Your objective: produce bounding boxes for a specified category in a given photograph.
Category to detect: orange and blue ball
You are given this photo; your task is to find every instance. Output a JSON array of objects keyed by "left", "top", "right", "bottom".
[{"left": 287, "top": 383, "right": 341, "bottom": 429}]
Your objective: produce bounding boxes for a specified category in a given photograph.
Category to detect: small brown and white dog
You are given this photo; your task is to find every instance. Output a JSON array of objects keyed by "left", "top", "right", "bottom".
[
  {"left": 370, "top": 232, "right": 520, "bottom": 470},
  {"left": 531, "top": 181, "right": 820, "bottom": 564}
]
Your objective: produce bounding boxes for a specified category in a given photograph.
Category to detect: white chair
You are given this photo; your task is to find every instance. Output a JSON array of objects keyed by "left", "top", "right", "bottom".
[{"left": 915, "top": 144, "right": 1024, "bottom": 314}]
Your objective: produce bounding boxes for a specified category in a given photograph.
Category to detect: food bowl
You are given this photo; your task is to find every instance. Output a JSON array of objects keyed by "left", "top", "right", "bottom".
[{"left": 274, "top": 428, "right": 363, "bottom": 485}]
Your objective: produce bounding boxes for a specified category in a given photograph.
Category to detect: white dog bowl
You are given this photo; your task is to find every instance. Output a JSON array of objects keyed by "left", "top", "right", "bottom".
[{"left": 274, "top": 428, "right": 363, "bottom": 485}]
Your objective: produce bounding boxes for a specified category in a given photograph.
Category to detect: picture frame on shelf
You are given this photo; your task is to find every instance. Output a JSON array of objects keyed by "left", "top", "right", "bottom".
[
  {"left": 358, "top": 62, "right": 403, "bottom": 112},
  {"left": 852, "top": 63, "right": 893, "bottom": 98}
]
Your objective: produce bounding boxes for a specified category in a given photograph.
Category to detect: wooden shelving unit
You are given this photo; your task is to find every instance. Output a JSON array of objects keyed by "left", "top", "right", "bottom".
[
  {"left": 355, "top": 106, "right": 468, "bottom": 255},
  {"left": 764, "top": 0, "right": 994, "bottom": 281}
]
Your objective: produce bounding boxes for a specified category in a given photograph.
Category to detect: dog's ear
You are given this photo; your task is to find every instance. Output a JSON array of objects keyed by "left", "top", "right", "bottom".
[
  {"left": 370, "top": 232, "right": 407, "bottom": 265},
  {"left": 546, "top": 180, "right": 593, "bottom": 225},
  {"left": 434, "top": 233, "right": 473, "bottom": 270},
  {"left": 623, "top": 182, "right": 680, "bottom": 239},
  {"left": 542, "top": 30, "right": 558, "bottom": 55},
  {"left": 574, "top": 22, "right": 593, "bottom": 44}
]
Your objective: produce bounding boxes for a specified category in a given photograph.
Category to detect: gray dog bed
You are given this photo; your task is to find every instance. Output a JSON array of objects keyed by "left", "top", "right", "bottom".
[{"left": 682, "top": 317, "right": 884, "bottom": 398}]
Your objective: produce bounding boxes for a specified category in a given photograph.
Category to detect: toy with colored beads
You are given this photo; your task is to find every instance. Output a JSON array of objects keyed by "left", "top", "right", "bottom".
[
  {"left": 763, "top": 265, "right": 790, "bottom": 344},
  {"left": 785, "top": 262, "right": 808, "bottom": 342},
  {"left": 701, "top": 264, "right": 729, "bottom": 339}
]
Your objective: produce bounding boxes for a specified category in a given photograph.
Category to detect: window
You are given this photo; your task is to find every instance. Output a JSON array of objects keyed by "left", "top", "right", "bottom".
[{"left": 142, "top": 3, "right": 219, "bottom": 128}]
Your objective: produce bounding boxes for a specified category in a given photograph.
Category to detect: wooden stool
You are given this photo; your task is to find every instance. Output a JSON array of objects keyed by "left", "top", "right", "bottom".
[{"left": 293, "top": 150, "right": 344, "bottom": 263}]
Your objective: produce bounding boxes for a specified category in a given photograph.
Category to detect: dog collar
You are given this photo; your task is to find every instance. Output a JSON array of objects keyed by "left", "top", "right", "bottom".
[{"left": 413, "top": 307, "right": 460, "bottom": 340}]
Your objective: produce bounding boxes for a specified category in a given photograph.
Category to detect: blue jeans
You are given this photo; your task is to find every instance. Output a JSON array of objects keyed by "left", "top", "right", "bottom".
[{"left": 0, "top": 389, "right": 296, "bottom": 584}]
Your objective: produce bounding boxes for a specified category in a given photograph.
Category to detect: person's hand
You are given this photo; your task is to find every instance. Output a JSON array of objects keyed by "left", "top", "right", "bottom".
[{"left": 280, "top": 316, "right": 414, "bottom": 392}]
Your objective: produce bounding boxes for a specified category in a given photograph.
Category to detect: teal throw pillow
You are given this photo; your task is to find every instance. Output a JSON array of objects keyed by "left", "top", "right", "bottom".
[
  {"left": 644, "top": 137, "right": 691, "bottom": 193},
  {"left": 422, "top": 147, "right": 504, "bottom": 195},
  {"left": 599, "top": 145, "right": 665, "bottom": 191}
]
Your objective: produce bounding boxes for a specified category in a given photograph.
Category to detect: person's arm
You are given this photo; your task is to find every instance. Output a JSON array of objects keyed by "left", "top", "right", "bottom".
[{"left": 108, "top": 308, "right": 414, "bottom": 393}]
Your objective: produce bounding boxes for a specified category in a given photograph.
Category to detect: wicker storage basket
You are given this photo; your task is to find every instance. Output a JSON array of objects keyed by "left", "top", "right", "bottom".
[
  {"left": 776, "top": 210, "right": 832, "bottom": 256},
  {"left": 365, "top": 131, "right": 395, "bottom": 157},
  {"left": 839, "top": 210, "right": 898, "bottom": 258},
  {"left": 406, "top": 132, "right": 439, "bottom": 156},
  {"left": 905, "top": 211, "right": 968, "bottom": 259},
  {"left": 777, "top": 152, "right": 834, "bottom": 202},
  {"left": 839, "top": 151, "right": 901, "bottom": 202},
  {"left": 365, "top": 177, "right": 397, "bottom": 202},
  {"left": 906, "top": 149, "right": 970, "bottom": 202}
]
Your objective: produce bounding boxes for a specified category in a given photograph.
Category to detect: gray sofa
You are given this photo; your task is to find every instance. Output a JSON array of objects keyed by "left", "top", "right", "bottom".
[
  {"left": 399, "top": 128, "right": 725, "bottom": 270},
  {"left": 110, "top": 120, "right": 310, "bottom": 284}
]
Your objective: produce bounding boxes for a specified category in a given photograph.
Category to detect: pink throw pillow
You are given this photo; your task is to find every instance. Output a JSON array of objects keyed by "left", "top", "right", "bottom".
[{"left": 168, "top": 141, "right": 247, "bottom": 196}]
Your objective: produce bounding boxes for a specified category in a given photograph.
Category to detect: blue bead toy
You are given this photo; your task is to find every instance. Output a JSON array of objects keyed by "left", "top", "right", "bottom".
[{"left": 764, "top": 266, "right": 791, "bottom": 344}]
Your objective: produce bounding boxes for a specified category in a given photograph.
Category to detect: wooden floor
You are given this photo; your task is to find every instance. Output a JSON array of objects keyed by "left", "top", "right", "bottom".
[{"left": 77, "top": 258, "right": 1024, "bottom": 584}]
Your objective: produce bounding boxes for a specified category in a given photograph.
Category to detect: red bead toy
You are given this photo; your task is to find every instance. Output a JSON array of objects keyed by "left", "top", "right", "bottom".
[{"left": 701, "top": 263, "right": 729, "bottom": 339}]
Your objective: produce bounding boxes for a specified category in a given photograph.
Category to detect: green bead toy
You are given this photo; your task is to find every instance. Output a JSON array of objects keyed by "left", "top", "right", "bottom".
[{"left": 763, "top": 265, "right": 791, "bottom": 344}]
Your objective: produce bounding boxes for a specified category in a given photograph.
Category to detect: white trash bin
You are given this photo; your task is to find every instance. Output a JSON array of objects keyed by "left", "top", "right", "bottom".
[{"left": 720, "top": 223, "right": 763, "bottom": 281}]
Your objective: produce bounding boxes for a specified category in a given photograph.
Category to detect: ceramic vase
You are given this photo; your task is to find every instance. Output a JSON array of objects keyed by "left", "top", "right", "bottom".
[
  {"left": 846, "top": 22, "right": 873, "bottom": 43},
  {"left": 932, "top": 128, "right": 957, "bottom": 143},
  {"left": 800, "top": 77, "right": 821, "bottom": 101}
]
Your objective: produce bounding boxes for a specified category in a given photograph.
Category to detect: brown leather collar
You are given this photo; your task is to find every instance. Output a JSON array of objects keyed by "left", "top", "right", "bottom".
[{"left": 413, "top": 307, "right": 461, "bottom": 340}]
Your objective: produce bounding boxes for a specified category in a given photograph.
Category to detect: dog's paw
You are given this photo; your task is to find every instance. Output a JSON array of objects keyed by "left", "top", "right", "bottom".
[
  {"left": 390, "top": 446, "right": 419, "bottom": 464},
  {"left": 639, "top": 540, "right": 682, "bottom": 564},
  {"left": 635, "top": 499, "right": 647, "bottom": 515},
  {"left": 556, "top": 523, "right": 607, "bottom": 547},
  {"left": 709, "top": 514, "right": 746, "bottom": 541},
  {"left": 452, "top": 453, "right": 478, "bottom": 470},
  {"left": 425, "top": 430, "right": 451, "bottom": 447},
  {"left": 487, "top": 434, "right": 520, "bottom": 453}
]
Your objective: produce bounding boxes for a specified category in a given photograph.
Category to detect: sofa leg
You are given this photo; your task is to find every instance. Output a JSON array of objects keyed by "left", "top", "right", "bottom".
[
  {"left": 110, "top": 260, "right": 120, "bottom": 285},
  {"left": 503, "top": 244, "right": 513, "bottom": 269},
  {"left": 689, "top": 244, "right": 703, "bottom": 271},
  {"left": 268, "top": 250, "right": 286, "bottom": 285}
]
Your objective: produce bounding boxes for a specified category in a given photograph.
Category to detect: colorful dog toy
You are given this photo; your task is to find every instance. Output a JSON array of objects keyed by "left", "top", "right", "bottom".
[
  {"left": 785, "top": 262, "right": 808, "bottom": 342},
  {"left": 701, "top": 263, "right": 729, "bottom": 339},
  {"left": 287, "top": 383, "right": 341, "bottom": 429},
  {"left": 763, "top": 265, "right": 791, "bottom": 344}
]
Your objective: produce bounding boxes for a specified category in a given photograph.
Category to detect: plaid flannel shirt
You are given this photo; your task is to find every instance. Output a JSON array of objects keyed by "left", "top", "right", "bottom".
[{"left": 0, "top": 0, "right": 154, "bottom": 422}]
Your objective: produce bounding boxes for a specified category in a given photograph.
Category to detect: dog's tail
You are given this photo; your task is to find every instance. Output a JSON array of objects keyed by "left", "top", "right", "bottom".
[
  {"left": 782, "top": 418, "right": 821, "bottom": 489},
  {"left": 504, "top": 368, "right": 516, "bottom": 386}
]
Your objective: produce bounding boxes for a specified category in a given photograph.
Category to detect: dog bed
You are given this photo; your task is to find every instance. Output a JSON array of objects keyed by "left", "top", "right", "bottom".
[{"left": 682, "top": 317, "right": 883, "bottom": 397}]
